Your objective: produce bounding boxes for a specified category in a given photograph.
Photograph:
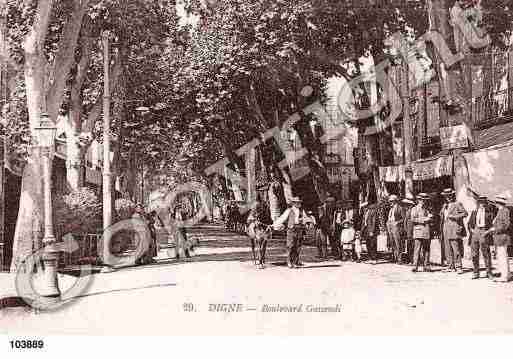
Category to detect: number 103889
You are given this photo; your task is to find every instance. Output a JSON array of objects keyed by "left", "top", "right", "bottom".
[{"left": 9, "top": 339, "right": 44, "bottom": 349}]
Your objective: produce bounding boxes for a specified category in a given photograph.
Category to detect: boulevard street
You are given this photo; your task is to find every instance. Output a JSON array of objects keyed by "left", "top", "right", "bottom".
[{"left": 1, "top": 224, "right": 513, "bottom": 335}]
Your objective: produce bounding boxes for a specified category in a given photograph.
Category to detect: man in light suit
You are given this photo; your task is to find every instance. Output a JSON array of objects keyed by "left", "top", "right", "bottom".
[
  {"left": 411, "top": 193, "right": 434, "bottom": 272},
  {"left": 386, "top": 194, "right": 405, "bottom": 264},
  {"left": 439, "top": 188, "right": 468, "bottom": 274},
  {"left": 272, "top": 197, "right": 309, "bottom": 269}
]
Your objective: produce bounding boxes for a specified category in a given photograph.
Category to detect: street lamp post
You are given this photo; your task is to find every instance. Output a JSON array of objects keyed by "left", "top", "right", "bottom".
[
  {"left": 135, "top": 106, "right": 150, "bottom": 205},
  {"left": 102, "top": 31, "right": 112, "bottom": 234},
  {"left": 35, "top": 113, "right": 59, "bottom": 298}
]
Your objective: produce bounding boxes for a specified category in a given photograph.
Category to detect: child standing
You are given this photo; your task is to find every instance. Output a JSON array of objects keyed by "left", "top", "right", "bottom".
[{"left": 340, "top": 220, "right": 359, "bottom": 261}]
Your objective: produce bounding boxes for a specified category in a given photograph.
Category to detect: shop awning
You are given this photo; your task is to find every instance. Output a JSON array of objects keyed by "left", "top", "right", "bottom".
[
  {"left": 379, "top": 155, "right": 453, "bottom": 183},
  {"left": 412, "top": 154, "right": 453, "bottom": 181},
  {"left": 379, "top": 164, "right": 406, "bottom": 182},
  {"left": 475, "top": 121, "right": 513, "bottom": 150},
  {"left": 463, "top": 144, "right": 513, "bottom": 200}
]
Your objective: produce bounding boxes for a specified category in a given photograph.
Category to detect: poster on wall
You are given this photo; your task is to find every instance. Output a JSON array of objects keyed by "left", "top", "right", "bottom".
[
  {"left": 327, "top": 166, "right": 355, "bottom": 184},
  {"left": 440, "top": 125, "right": 470, "bottom": 150}
]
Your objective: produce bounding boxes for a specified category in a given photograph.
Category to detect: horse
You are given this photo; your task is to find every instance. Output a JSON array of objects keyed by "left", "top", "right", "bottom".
[
  {"left": 247, "top": 220, "right": 272, "bottom": 269},
  {"left": 226, "top": 203, "right": 249, "bottom": 233}
]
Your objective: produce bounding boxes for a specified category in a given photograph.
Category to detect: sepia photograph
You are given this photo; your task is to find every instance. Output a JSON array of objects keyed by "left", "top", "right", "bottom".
[{"left": 1, "top": 0, "right": 513, "bottom": 349}]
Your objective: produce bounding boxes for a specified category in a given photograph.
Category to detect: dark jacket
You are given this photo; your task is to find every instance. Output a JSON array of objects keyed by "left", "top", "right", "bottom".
[
  {"left": 468, "top": 206, "right": 494, "bottom": 230},
  {"left": 386, "top": 204, "right": 405, "bottom": 227},
  {"left": 403, "top": 207, "right": 414, "bottom": 240},
  {"left": 468, "top": 206, "right": 494, "bottom": 243},
  {"left": 361, "top": 206, "right": 378, "bottom": 238},
  {"left": 318, "top": 203, "right": 335, "bottom": 234}
]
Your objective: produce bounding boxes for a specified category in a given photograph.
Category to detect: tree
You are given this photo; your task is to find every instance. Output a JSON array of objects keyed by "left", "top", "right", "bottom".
[
  {"left": 3, "top": 0, "right": 176, "bottom": 272},
  {"left": 161, "top": 0, "right": 428, "bottom": 208},
  {"left": 4, "top": 0, "right": 90, "bottom": 272}
]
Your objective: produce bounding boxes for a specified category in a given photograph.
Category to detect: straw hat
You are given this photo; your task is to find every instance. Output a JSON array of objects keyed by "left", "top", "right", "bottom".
[
  {"left": 388, "top": 194, "right": 399, "bottom": 202},
  {"left": 417, "top": 193, "right": 430, "bottom": 200},
  {"left": 495, "top": 195, "right": 508, "bottom": 204},
  {"left": 402, "top": 197, "right": 416, "bottom": 205},
  {"left": 441, "top": 188, "right": 456, "bottom": 196}
]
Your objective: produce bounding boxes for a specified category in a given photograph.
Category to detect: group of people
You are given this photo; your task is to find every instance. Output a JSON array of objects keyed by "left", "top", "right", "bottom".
[
  {"left": 381, "top": 189, "right": 511, "bottom": 282},
  {"left": 130, "top": 202, "right": 193, "bottom": 264},
  {"left": 244, "top": 188, "right": 512, "bottom": 282},
  {"left": 131, "top": 204, "right": 160, "bottom": 265},
  {"left": 246, "top": 195, "right": 354, "bottom": 269}
]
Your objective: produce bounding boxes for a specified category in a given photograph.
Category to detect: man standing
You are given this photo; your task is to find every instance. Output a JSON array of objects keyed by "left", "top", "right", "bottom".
[
  {"left": 332, "top": 200, "right": 346, "bottom": 258},
  {"left": 402, "top": 196, "right": 416, "bottom": 264},
  {"left": 386, "top": 194, "right": 405, "bottom": 264},
  {"left": 173, "top": 204, "right": 190, "bottom": 260},
  {"left": 268, "top": 173, "right": 285, "bottom": 222},
  {"left": 361, "top": 203, "right": 378, "bottom": 264},
  {"left": 133, "top": 203, "right": 154, "bottom": 265},
  {"left": 411, "top": 193, "right": 434, "bottom": 272},
  {"left": 468, "top": 195, "right": 494, "bottom": 280},
  {"left": 488, "top": 196, "right": 511, "bottom": 283},
  {"left": 440, "top": 188, "right": 468, "bottom": 274},
  {"left": 318, "top": 196, "right": 336, "bottom": 259},
  {"left": 272, "top": 197, "right": 308, "bottom": 269}
]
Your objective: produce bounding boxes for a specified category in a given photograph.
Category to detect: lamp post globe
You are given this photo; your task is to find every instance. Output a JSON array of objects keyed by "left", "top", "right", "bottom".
[
  {"left": 36, "top": 113, "right": 57, "bottom": 148},
  {"left": 35, "top": 112, "right": 60, "bottom": 299}
]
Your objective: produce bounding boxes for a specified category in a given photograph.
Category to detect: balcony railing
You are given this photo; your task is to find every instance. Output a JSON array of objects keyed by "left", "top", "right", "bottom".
[{"left": 473, "top": 88, "right": 513, "bottom": 130}]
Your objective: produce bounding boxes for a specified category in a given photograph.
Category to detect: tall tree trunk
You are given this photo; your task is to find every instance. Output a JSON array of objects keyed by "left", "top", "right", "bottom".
[
  {"left": 67, "top": 30, "right": 93, "bottom": 190},
  {"left": 10, "top": 148, "right": 45, "bottom": 273},
  {"left": 10, "top": 0, "right": 53, "bottom": 273},
  {"left": 11, "top": 0, "right": 89, "bottom": 272}
]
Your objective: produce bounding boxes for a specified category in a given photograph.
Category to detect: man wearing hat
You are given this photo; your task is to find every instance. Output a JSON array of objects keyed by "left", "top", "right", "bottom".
[
  {"left": 272, "top": 196, "right": 309, "bottom": 268},
  {"left": 387, "top": 194, "right": 406, "bottom": 264},
  {"left": 318, "top": 195, "right": 336, "bottom": 259},
  {"left": 402, "top": 196, "right": 416, "bottom": 264},
  {"left": 340, "top": 219, "right": 359, "bottom": 261},
  {"left": 332, "top": 200, "right": 347, "bottom": 258},
  {"left": 360, "top": 202, "right": 378, "bottom": 263},
  {"left": 411, "top": 193, "right": 435, "bottom": 272},
  {"left": 439, "top": 188, "right": 468, "bottom": 274},
  {"left": 468, "top": 195, "right": 494, "bottom": 279},
  {"left": 487, "top": 196, "right": 511, "bottom": 282}
]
